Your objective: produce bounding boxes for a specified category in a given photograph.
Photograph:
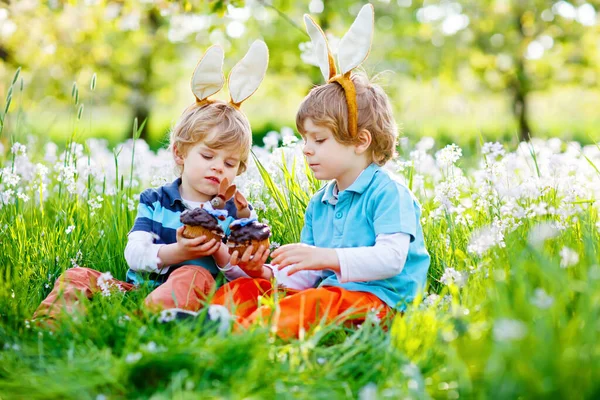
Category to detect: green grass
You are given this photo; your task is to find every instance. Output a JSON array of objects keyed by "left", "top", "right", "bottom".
[{"left": 1, "top": 70, "right": 600, "bottom": 399}]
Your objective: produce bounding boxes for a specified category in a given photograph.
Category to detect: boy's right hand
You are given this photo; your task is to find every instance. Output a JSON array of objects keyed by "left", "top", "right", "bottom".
[{"left": 175, "top": 226, "right": 221, "bottom": 259}]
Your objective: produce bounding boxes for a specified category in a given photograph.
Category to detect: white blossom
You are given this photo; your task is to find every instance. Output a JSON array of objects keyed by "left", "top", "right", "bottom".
[
  {"left": 530, "top": 288, "right": 554, "bottom": 309},
  {"left": 493, "top": 318, "right": 528, "bottom": 341},
  {"left": 559, "top": 246, "right": 579, "bottom": 268}
]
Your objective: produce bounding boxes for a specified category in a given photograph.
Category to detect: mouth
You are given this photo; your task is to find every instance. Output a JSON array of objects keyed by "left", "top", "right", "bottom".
[
  {"left": 309, "top": 163, "right": 319, "bottom": 168},
  {"left": 205, "top": 176, "right": 220, "bottom": 184}
]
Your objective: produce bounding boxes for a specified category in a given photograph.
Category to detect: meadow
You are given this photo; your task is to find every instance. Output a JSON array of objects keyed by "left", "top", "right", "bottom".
[{"left": 1, "top": 72, "right": 600, "bottom": 399}]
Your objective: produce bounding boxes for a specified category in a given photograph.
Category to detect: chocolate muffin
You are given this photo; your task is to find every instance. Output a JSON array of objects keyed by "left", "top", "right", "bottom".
[
  {"left": 227, "top": 218, "right": 271, "bottom": 256},
  {"left": 180, "top": 207, "right": 225, "bottom": 243}
]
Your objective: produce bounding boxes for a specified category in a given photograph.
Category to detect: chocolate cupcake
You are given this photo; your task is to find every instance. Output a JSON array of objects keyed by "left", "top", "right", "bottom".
[
  {"left": 180, "top": 207, "right": 225, "bottom": 243},
  {"left": 227, "top": 218, "right": 271, "bottom": 256}
]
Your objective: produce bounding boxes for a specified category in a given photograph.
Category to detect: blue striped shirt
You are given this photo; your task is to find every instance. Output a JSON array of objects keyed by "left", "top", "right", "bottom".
[{"left": 126, "top": 178, "right": 241, "bottom": 287}]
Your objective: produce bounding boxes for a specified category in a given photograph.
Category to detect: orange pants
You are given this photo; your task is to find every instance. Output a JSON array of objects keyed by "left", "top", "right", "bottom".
[
  {"left": 212, "top": 278, "right": 389, "bottom": 339},
  {"left": 33, "top": 266, "right": 215, "bottom": 321}
]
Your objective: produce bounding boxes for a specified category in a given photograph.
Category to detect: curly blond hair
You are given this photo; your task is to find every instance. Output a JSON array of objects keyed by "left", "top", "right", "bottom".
[{"left": 296, "top": 74, "right": 398, "bottom": 165}]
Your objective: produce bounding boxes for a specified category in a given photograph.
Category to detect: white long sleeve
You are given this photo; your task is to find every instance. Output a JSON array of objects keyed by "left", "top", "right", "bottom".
[
  {"left": 334, "top": 233, "right": 410, "bottom": 283},
  {"left": 268, "top": 266, "right": 325, "bottom": 290},
  {"left": 124, "top": 231, "right": 166, "bottom": 274}
]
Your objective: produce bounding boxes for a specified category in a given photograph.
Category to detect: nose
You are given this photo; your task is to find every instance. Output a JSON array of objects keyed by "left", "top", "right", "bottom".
[
  {"left": 303, "top": 142, "right": 314, "bottom": 157},
  {"left": 211, "top": 159, "right": 224, "bottom": 173}
]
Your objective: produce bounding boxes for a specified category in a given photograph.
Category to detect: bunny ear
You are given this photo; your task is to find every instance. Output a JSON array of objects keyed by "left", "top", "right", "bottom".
[
  {"left": 224, "top": 184, "right": 237, "bottom": 201},
  {"left": 304, "top": 14, "right": 337, "bottom": 81},
  {"left": 219, "top": 178, "right": 230, "bottom": 195},
  {"left": 337, "top": 4, "right": 374, "bottom": 75},
  {"left": 191, "top": 45, "right": 225, "bottom": 103},
  {"left": 234, "top": 191, "right": 248, "bottom": 208},
  {"left": 228, "top": 40, "right": 269, "bottom": 107}
]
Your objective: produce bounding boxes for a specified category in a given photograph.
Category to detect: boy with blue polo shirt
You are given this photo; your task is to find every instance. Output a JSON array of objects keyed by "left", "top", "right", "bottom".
[
  {"left": 212, "top": 73, "right": 430, "bottom": 338},
  {"left": 211, "top": 5, "right": 430, "bottom": 338}
]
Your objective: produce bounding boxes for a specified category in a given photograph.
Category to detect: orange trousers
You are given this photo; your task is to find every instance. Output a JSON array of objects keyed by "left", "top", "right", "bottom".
[
  {"left": 212, "top": 277, "right": 389, "bottom": 339},
  {"left": 33, "top": 266, "right": 215, "bottom": 321}
]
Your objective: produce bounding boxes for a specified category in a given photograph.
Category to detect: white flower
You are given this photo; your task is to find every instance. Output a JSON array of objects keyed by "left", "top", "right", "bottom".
[
  {"left": 439, "top": 267, "right": 468, "bottom": 288},
  {"left": 10, "top": 142, "right": 26, "bottom": 156},
  {"left": 482, "top": 142, "right": 505, "bottom": 159},
  {"left": 158, "top": 308, "right": 177, "bottom": 323},
  {"left": 528, "top": 222, "right": 559, "bottom": 247},
  {"left": 559, "top": 246, "right": 579, "bottom": 268},
  {"left": 435, "top": 144, "right": 463, "bottom": 168},
  {"left": 125, "top": 352, "right": 142, "bottom": 363},
  {"left": 262, "top": 131, "right": 280, "bottom": 152},
  {"left": 65, "top": 225, "right": 75, "bottom": 234},
  {"left": 493, "top": 318, "right": 528, "bottom": 341},
  {"left": 530, "top": 288, "right": 554, "bottom": 309},
  {"left": 97, "top": 271, "right": 116, "bottom": 296},
  {"left": 150, "top": 175, "right": 168, "bottom": 187},
  {"left": 415, "top": 137, "right": 435, "bottom": 151},
  {"left": 467, "top": 225, "right": 505, "bottom": 256},
  {"left": 17, "top": 192, "right": 29, "bottom": 202},
  {"left": 358, "top": 382, "right": 378, "bottom": 400}
]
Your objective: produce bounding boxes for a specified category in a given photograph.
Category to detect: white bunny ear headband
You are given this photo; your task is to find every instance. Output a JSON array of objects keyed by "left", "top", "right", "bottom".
[
  {"left": 191, "top": 40, "right": 269, "bottom": 108},
  {"left": 304, "top": 4, "right": 374, "bottom": 138}
]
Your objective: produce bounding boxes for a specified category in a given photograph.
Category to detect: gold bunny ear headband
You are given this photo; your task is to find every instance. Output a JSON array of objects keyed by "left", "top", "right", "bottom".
[
  {"left": 304, "top": 4, "right": 374, "bottom": 138},
  {"left": 191, "top": 40, "right": 269, "bottom": 108}
]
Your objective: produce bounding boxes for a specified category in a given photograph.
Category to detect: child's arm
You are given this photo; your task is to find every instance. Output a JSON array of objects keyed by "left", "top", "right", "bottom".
[
  {"left": 124, "top": 231, "right": 163, "bottom": 273},
  {"left": 334, "top": 233, "right": 410, "bottom": 282}
]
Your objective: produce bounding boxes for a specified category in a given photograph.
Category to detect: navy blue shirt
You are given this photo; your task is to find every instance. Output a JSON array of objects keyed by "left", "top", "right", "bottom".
[{"left": 126, "top": 178, "right": 241, "bottom": 287}]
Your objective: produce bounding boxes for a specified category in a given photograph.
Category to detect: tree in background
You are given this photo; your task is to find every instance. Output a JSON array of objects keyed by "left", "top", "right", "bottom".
[{"left": 414, "top": 0, "right": 599, "bottom": 141}]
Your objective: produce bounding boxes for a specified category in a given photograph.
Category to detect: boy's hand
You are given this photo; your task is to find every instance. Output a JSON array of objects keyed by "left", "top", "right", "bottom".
[
  {"left": 175, "top": 226, "right": 221, "bottom": 259},
  {"left": 230, "top": 244, "right": 270, "bottom": 278},
  {"left": 271, "top": 243, "right": 339, "bottom": 276},
  {"left": 213, "top": 242, "right": 231, "bottom": 268}
]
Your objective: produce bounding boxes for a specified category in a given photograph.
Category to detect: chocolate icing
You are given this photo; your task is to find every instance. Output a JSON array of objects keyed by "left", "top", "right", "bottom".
[
  {"left": 180, "top": 207, "right": 224, "bottom": 234},
  {"left": 228, "top": 220, "right": 271, "bottom": 243}
]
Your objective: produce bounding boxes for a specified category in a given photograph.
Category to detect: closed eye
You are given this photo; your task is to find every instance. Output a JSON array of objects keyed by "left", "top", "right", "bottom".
[
  {"left": 315, "top": 139, "right": 326, "bottom": 144},
  {"left": 201, "top": 154, "right": 213, "bottom": 160}
]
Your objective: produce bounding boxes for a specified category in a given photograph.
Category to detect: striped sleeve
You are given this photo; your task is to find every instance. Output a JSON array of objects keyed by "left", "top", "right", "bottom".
[{"left": 130, "top": 189, "right": 157, "bottom": 234}]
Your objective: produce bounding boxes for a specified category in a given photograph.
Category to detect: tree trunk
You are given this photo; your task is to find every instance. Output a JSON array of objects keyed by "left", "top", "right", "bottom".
[
  {"left": 132, "top": 100, "right": 150, "bottom": 140},
  {"left": 513, "top": 8, "right": 532, "bottom": 142},
  {"left": 511, "top": 67, "right": 532, "bottom": 142}
]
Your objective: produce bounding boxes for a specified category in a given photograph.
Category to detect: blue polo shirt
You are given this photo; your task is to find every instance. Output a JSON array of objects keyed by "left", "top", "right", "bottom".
[
  {"left": 301, "top": 163, "right": 430, "bottom": 310},
  {"left": 126, "top": 178, "right": 240, "bottom": 287}
]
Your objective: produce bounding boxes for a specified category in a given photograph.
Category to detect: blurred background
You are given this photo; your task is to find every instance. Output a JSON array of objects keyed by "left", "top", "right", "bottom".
[{"left": 1, "top": 0, "right": 599, "bottom": 151}]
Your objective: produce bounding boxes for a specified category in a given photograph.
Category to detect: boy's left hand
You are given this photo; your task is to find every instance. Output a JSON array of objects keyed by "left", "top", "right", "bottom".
[
  {"left": 230, "top": 244, "right": 270, "bottom": 278},
  {"left": 270, "top": 244, "right": 339, "bottom": 276}
]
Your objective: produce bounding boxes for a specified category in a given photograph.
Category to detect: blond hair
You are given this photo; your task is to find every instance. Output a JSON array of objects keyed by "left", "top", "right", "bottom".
[
  {"left": 296, "top": 74, "right": 398, "bottom": 165},
  {"left": 169, "top": 100, "right": 252, "bottom": 175}
]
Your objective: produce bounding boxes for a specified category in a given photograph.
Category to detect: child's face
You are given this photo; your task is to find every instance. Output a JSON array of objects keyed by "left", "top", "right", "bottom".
[
  {"left": 301, "top": 118, "right": 363, "bottom": 185},
  {"left": 174, "top": 139, "right": 242, "bottom": 202}
]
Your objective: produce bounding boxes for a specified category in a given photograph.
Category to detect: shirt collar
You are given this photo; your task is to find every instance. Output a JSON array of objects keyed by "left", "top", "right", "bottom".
[
  {"left": 164, "top": 178, "right": 184, "bottom": 207},
  {"left": 321, "top": 163, "right": 380, "bottom": 204}
]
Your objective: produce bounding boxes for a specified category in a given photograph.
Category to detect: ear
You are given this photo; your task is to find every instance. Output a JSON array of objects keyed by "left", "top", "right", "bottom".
[
  {"left": 173, "top": 145, "right": 185, "bottom": 165},
  {"left": 228, "top": 40, "right": 269, "bottom": 107},
  {"left": 337, "top": 4, "right": 374, "bottom": 74},
  {"left": 219, "top": 178, "right": 230, "bottom": 194},
  {"left": 354, "top": 129, "right": 372, "bottom": 155},
  {"left": 304, "top": 14, "right": 337, "bottom": 81},
  {"left": 234, "top": 191, "right": 248, "bottom": 208},
  {"left": 191, "top": 45, "right": 225, "bottom": 103},
  {"left": 224, "top": 184, "right": 237, "bottom": 201}
]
